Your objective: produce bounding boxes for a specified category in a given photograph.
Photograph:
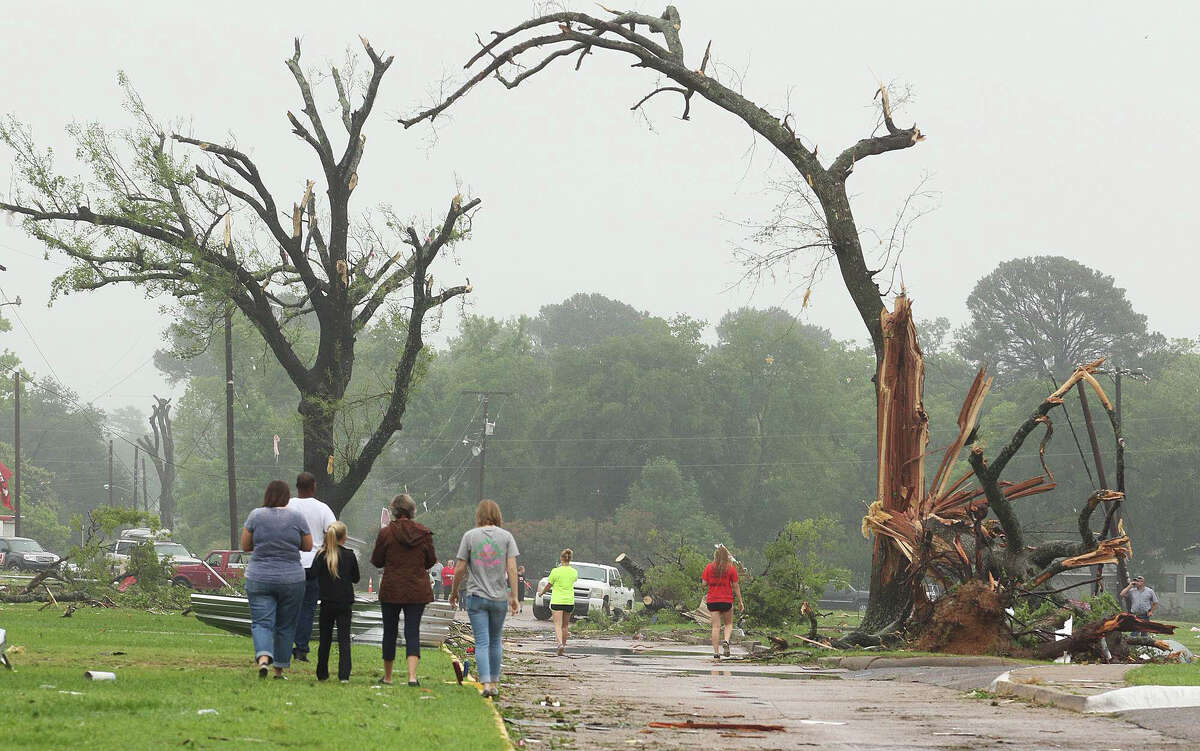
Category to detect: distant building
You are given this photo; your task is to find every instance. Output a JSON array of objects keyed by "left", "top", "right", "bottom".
[
  {"left": 1157, "top": 560, "right": 1200, "bottom": 615},
  {"left": 0, "top": 515, "right": 13, "bottom": 537},
  {"left": 1049, "top": 567, "right": 1123, "bottom": 602}
]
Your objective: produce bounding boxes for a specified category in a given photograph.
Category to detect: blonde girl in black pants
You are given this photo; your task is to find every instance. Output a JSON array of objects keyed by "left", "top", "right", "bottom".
[{"left": 312, "top": 521, "right": 360, "bottom": 682}]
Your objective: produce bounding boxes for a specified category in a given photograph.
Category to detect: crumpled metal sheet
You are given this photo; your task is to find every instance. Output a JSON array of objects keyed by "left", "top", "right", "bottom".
[{"left": 189, "top": 593, "right": 454, "bottom": 647}]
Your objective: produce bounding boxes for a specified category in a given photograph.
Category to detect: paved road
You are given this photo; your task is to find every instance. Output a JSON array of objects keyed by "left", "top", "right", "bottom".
[{"left": 490, "top": 636, "right": 1193, "bottom": 750}]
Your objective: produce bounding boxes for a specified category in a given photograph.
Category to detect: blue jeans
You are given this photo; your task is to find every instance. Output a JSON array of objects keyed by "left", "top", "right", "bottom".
[
  {"left": 246, "top": 578, "right": 305, "bottom": 670},
  {"left": 465, "top": 595, "right": 508, "bottom": 683},
  {"left": 292, "top": 577, "right": 320, "bottom": 658}
]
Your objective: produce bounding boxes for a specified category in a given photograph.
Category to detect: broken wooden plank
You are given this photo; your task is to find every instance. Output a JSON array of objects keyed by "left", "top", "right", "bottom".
[{"left": 648, "top": 721, "right": 785, "bottom": 732}]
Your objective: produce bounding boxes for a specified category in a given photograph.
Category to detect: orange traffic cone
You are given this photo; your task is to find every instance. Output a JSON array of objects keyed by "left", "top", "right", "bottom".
[{"left": 367, "top": 577, "right": 374, "bottom": 594}]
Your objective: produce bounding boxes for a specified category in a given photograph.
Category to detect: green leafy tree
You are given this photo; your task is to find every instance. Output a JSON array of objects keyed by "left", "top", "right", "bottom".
[
  {"left": 0, "top": 443, "right": 72, "bottom": 552},
  {"left": 1117, "top": 350, "right": 1200, "bottom": 569},
  {"left": 525, "top": 316, "right": 713, "bottom": 520},
  {"left": 704, "top": 308, "right": 874, "bottom": 545},
  {"left": 0, "top": 39, "right": 479, "bottom": 516},
  {"left": 741, "top": 517, "right": 850, "bottom": 626},
  {"left": 620, "top": 457, "right": 727, "bottom": 548},
  {"left": 956, "top": 256, "right": 1164, "bottom": 379},
  {"left": 527, "top": 293, "right": 647, "bottom": 350},
  {"left": 642, "top": 546, "right": 709, "bottom": 606}
]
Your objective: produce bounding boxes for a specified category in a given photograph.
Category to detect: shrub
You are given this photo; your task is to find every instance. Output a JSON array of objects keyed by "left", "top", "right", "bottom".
[{"left": 740, "top": 517, "right": 850, "bottom": 627}]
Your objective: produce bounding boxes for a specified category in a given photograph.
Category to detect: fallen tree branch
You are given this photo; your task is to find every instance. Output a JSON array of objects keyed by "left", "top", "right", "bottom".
[{"left": 1034, "top": 612, "right": 1174, "bottom": 660}]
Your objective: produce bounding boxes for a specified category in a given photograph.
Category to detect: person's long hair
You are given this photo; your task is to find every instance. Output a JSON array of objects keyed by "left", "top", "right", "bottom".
[
  {"left": 324, "top": 521, "right": 347, "bottom": 579},
  {"left": 559, "top": 548, "right": 573, "bottom": 565},
  {"left": 475, "top": 499, "right": 503, "bottom": 527},
  {"left": 263, "top": 480, "right": 290, "bottom": 508},
  {"left": 712, "top": 545, "right": 732, "bottom": 577}
]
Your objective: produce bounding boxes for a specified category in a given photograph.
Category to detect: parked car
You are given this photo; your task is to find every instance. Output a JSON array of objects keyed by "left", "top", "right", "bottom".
[
  {"left": 817, "top": 584, "right": 870, "bottom": 613},
  {"left": 532, "top": 562, "right": 635, "bottom": 620},
  {"left": 170, "top": 550, "right": 247, "bottom": 590},
  {"left": 106, "top": 538, "right": 203, "bottom": 578},
  {"left": 0, "top": 537, "right": 61, "bottom": 572},
  {"left": 118, "top": 527, "right": 172, "bottom": 541}
]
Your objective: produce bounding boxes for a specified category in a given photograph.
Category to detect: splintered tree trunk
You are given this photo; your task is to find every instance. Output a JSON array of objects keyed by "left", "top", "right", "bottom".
[
  {"left": 300, "top": 393, "right": 340, "bottom": 513},
  {"left": 859, "top": 296, "right": 928, "bottom": 635},
  {"left": 615, "top": 553, "right": 647, "bottom": 592}
]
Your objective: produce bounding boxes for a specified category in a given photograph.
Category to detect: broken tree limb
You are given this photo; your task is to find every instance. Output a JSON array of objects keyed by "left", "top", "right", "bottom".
[
  {"left": 1, "top": 591, "right": 94, "bottom": 604},
  {"left": 615, "top": 552, "right": 647, "bottom": 591},
  {"left": 648, "top": 721, "right": 785, "bottom": 732},
  {"left": 793, "top": 634, "right": 836, "bottom": 649},
  {"left": 641, "top": 594, "right": 671, "bottom": 612},
  {"left": 1034, "top": 612, "right": 1175, "bottom": 660},
  {"left": 20, "top": 563, "right": 71, "bottom": 594},
  {"left": 799, "top": 601, "right": 818, "bottom": 641}
]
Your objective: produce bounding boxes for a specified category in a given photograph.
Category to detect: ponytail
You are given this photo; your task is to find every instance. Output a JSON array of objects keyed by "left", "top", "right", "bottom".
[
  {"left": 560, "top": 548, "right": 573, "bottom": 565},
  {"left": 324, "top": 521, "right": 347, "bottom": 579}
]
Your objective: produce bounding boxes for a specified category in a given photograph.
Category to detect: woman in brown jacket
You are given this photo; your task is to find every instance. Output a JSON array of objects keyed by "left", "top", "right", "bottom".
[{"left": 370, "top": 494, "right": 436, "bottom": 685}]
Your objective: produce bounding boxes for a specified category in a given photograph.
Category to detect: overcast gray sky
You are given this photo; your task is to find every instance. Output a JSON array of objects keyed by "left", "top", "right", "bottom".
[{"left": 1, "top": 1, "right": 1195, "bottom": 415}]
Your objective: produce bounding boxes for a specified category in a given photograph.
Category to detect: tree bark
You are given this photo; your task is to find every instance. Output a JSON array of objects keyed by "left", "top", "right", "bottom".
[
  {"left": 858, "top": 296, "right": 926, "bottom": 634},
  {"left": 137, "top": 396, "right": 176, "bottom": 530}
]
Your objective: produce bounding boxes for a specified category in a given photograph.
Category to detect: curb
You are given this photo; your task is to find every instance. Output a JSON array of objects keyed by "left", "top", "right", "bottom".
[
  {"left": 991, "top": 671, "right": 1200, "bottom": 714},
  {"left": 991, "top": 676, "right": 1087, "bottom": 712},
  {"left": 822, "top": 655, "right": 1026, "bottom": 671},
  {"left": 441, "top": 644, "right": 514, "bottom": 750}
]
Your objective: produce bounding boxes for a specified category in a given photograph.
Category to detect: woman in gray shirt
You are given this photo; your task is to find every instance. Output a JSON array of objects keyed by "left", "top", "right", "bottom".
[
  {"left": 448, "top": 499, "right": 520, "bottom": 698},
  {"left": 242, "top": 480, "right": 313, "bottom": 679}
]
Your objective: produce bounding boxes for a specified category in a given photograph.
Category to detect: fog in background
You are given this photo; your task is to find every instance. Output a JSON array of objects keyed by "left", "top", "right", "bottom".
[{"left": 1, "top": 1, "right": 1195, "bottom": 415}]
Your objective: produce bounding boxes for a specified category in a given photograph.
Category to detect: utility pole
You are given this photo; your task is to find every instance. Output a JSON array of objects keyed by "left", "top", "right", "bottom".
[
  {"left": 224, "top": 305, "right": 238, "bottom": 549},
  {"left": 13, "top": 372, "right": 20, "bottom": 536},
  {"left": 141, "top": 455, "right": 149, "bottom": 514},
  {"left": 461, "top": 390, "right": 512, "bottom": 503},
  {"left": 132, "top": 444, "right": 139, "bottom": 510},
  {"left": 107, "top": 438, "right": 114, "bottom": 506},
  {"left": 223, "top": 221, "right": 239, "bottom": 550},
  {"left": 1108, "top": 366, "right": 1146, "bottom": 599}
]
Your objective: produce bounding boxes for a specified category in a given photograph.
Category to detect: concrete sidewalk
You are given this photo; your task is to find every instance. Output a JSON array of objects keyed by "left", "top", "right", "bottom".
[{"left": 991, "top": 663, "right": 1200, "bottom": 714}]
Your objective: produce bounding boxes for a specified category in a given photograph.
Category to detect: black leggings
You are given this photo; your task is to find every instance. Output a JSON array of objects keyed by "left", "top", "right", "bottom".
[
  {"left": 317, "top": 602, "right": 352, "bottom": 681},
  {"left": 380, "top": 602, "right": 425, "bottom": 661}
]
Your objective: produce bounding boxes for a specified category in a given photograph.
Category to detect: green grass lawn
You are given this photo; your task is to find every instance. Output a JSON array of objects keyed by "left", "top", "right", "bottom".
[
  {"left": 1125, "top": 663, "right": 1200, "bottom": 685},
  {"left": 1123, "top": 618, "right": 1200, "bottom": 686},
  {"left": 0, "top": 604, "right": 508, "bottom": 750}
]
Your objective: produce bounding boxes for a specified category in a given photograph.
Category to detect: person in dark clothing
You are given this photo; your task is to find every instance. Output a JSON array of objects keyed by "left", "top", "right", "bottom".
[
  {"left": 311, "top": 521, "right": 359, "bottom": 682},
  {"left": 370, "top": 494, "right": 436, "bottom": 686}
]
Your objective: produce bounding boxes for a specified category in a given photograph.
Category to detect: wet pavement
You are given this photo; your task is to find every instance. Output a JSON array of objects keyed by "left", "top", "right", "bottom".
[{"left": 490, "top": 635, "right": 1195, "bottom": 750}]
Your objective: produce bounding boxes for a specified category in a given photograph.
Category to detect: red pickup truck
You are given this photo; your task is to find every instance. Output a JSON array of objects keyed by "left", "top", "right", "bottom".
[{"left": 171, "top": 550, "right": 246, "bottom": 590}]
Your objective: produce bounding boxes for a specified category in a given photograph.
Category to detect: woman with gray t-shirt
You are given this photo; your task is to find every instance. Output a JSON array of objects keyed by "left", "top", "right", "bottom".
[
  {"left": 448, "top": 499, "right": 520, "bottom": 698},
  {"left": 242, "top": 480, "right": 313, "bottom": 679}
]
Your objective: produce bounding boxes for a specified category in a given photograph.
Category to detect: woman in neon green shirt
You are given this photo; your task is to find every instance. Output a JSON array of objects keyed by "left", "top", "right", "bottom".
[{"left": 539, "top": 549, "right": 578, "bottom": 656}]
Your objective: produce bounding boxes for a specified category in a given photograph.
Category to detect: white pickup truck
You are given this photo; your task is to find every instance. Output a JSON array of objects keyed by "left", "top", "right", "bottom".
[{"left": 532, "top": 562, "right": 636, "bottom": 620}]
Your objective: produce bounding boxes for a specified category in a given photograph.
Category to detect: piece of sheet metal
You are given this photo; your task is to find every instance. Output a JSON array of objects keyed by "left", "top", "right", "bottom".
[{"left": 189, "top": 593, "right": 454, "bottom": 647}]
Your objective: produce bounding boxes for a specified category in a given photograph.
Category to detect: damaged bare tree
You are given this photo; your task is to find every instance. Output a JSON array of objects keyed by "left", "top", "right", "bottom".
[
  {"left": 136, "top": 396, "right": 176, "bottom": 529},
  {"left": 399, "top": 4, "right": 925, "bottom": 637},
  {"left": 860, "top": 305, "right": 1152, "bottom": 654},
  {"left": 0, "top": 39, "right": 480, "bottom": 515}
]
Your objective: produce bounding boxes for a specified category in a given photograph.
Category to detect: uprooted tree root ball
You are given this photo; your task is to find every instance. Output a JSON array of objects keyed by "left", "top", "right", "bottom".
[{"left": 915, "top": 581, "right": 1025, "bottom": 656}]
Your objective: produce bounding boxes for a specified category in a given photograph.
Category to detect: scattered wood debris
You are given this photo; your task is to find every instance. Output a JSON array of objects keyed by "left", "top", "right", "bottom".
[{"left": 648, "top": 720, "right": 784, "bottom": 732}]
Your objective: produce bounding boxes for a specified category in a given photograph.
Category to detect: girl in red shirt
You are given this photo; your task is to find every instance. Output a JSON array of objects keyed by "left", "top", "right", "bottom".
[{"left": 701, "top": 545, "right": 743, "bottom": 659}]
